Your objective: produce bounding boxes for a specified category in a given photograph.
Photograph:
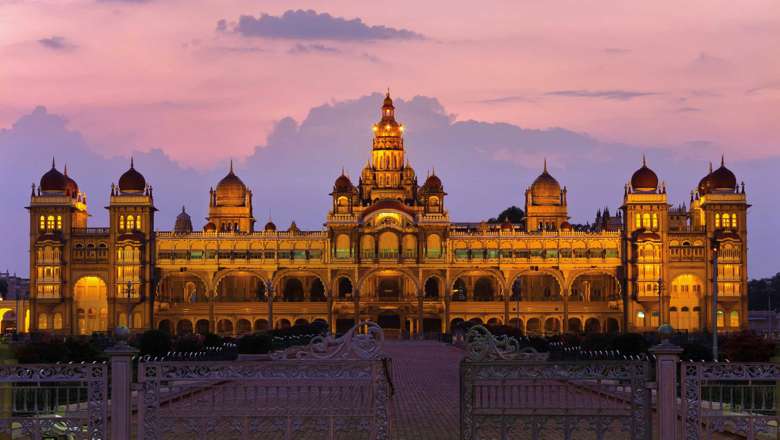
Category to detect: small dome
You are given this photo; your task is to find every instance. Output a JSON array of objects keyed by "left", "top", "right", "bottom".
[
  {"left": 63, "top": 164, "right": 79, "bottom": 198},
  {"left": 174, "top": 206, "right": 193, "bottom": 233},
  {"left": 630, "top": 157, "right": 658, "bottom": 192},
  {"left": 203, "top": 222, "right": 216, "bottom": 232},
  {"left": 560, "top": 221, "right": 573, "bottom": 231},
  {"left": 118, "top": 158, "right": 146, "bottom": 193},
  {"left": 215, "top": 162, "right": 247, "bottom": 207},
  {"left": 698, "top": 173, "right": 712, "bottom": 195},
  {"left": 264, "top": 221, "right": 277, "bottom": 232},
  {"left": 40, "top": 159, "right": 67, "bottom": 193},
  {"left": 288, "top": 221, "right": 299, "bottom": 233},
  {"left": 422, "top": 173, "right": 443, "bottom": 192},
  {"left": 530, "top": 161, "right": 561, "bottom": 204},
  {"left": 334, "top": 173, "right": 354, "bottom": 192},
  {"left": 709, "top": 158, "right": 737, "bottom": 191}
]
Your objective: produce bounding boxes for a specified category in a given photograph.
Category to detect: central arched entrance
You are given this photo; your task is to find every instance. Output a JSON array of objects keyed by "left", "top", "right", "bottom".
[{"left": 74, "top": 276, "right": 108, "bottom": 335}]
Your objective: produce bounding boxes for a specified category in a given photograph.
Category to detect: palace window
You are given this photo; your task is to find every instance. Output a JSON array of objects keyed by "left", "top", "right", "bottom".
[
  {"left": 715, "top": 213, "right": 721, "bottom": 228},
  {"left": 127, "top": 215, "right": 135, "bottom": 230},
  {"left": 119, "top": 215, "right": 125, "bottom": 230},
  {"left": 652, "top": 213, "right": 658, "bottom": 230},
  {"left": 39, "top": 216, "right": 45, "bottom": 230},
  {"left": 46, "top": 215, "right": 55, "bottom": 230}
]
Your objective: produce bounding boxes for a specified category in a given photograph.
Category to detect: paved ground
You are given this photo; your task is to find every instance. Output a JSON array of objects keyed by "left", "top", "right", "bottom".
[{"left": 385, "top": 341, "right": 463, "bottom": 440}]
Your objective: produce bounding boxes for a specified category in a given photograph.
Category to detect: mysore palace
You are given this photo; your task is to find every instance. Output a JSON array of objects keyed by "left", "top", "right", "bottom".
[{"left": 26, "top": 93, "right": 749, "bottom": 337}]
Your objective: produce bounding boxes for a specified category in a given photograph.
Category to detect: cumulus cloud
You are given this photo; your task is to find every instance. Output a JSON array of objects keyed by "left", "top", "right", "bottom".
[
  {"left": 38, "top": 36, "right": 76, "bottom": 51},
  {"left": 545, "top": 89, "right": 657, "bottom": 101},
  {"left": 1, "top": 95, "right": 777, "bottom": 278},
  {"left": 224, "top": 10, "right": 424, "bottom": 41}
]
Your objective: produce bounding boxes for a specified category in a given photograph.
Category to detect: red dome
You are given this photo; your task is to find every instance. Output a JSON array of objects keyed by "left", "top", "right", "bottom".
[
  {"left": 422, "top": 173, "right": 443, "bottom": 192},
  {"left": 118, "top": 158, "right": 146, "bottom": 193},
  {"left": 709, "top": 164, "right": 737, "bottom": 191},
  {"left": 334, "top": 174, "right": 354, "bottom": 192},
  {"left": 264, "top": 221, "right": 277, "bottom": 232},
  {"left": 63, "top": 165, "right": 79, "bottom": 198},
  {"left": 630, "top": 157, "right": 658, "bottom": 191},
  {"left": 40, "top": 160, "right": 67, "bottom": 193}
]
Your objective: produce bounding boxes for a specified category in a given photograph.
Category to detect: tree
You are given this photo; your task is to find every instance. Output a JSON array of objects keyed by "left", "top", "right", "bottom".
[
  {"left": 487, "top": 206, "right": 524, "bottom": 224},
  {"left": 748, "top": 273, "right": 780, "bottom": 311},
  {"left": 0, "top": 279, "right": 7, "bottom": 299}
]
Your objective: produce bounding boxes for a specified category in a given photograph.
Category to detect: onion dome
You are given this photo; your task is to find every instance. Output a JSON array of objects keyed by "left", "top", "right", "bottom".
[
  {"left": 530, "top": 160, "right": 562, "bottom": 205},
  {"left": 709, "top": 156, "right": 737, "bottom": 191},
  {"left": 630, "top": 156, "right": 658, "bottom": 192},
  {"left": 288, "top": 221, "right": 299, "bottom": 233},
  {"left": 203, "top": 222, "right": 217, "bottom": 232},
  {"left": 333, "top": 171, "right": 354, "bottom": 192},
  {"left": 118, "top": 157, "right": 146, "bottom": 193},
  {"left": 264, "top": 220, "right": 277, "bottom": 232},
  {"left": 422, "top": 172, "right": 443, "bottom": 192},
  {"left": 174, "top": 206, "right": 193, "bottom": 233},
  {"left": 63, "top": 164, "right": 79, "bottom": 198},
  {"left": 215, "top": 161, "right": 247, "bottom": 207},
  {"left": 39, "top": 158, "right": 67, "bottom": 193}
]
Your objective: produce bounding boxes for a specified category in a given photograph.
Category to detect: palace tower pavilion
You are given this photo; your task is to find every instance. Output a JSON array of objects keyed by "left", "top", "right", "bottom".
[{"left": 26, "top": 94, "right": 749, "bottom": 337}]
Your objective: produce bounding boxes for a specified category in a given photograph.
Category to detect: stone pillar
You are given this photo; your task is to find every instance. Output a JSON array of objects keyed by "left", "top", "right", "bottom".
[
  {"left": 106, "top": 340, "right": 138, "bottom": 440},
  {"left": 327, "top": 289, "right": 333, "bottom": 333},
  {"left": 650, "top": 340, "right": 683, "bottom": 440},
  {"left": 562, "top": 288, "right": 569, "bottom": 333},
  {"left": 353, "top": 289, "right": 360, "bottom": 326},
  {"left": 417, "top": 292, "right": 424, "bottom": 340},
  {"left": 208, "top": 292, "right": 215, "bottom": 333}
]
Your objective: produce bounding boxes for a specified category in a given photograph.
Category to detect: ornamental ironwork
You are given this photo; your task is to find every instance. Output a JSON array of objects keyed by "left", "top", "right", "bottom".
[
  {"left": 682, "top": 362, "right": 780, "bottom": 439},
  {"left": 270, "top": 320, "right": 386, "bottom": 360},
  {"left": 463, "top": 324, "right": 548, "bottom": 362},
  {"left": 0, "top": 363, "right": 108, "bottom": 440},
  {"left": 137, "top": 322, "right": 390, "bottom": 439}
]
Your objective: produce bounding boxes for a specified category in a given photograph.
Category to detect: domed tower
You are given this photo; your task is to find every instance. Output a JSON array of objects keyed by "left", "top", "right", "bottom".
[
  {"left": 331, "top": 170, "right": 359, "bottom": 214},
  {"left": 621, "top": 156, "right": 669, "bottom": 330},
  {"left": 419, "top": 170, "right": 446, "bottom": 214},
  {"left": 27, "top": 158, "right": 89, "bottom": 327},
  {"left": 360, "top": 92, "right": 417, "bottom": 204},
  {"left": 524, "top": 160, "right": 568, "bottom": 231},
  {"left": 109, "top": 157, "right": 156, "bottom": 328},
  {"left": 174, "top": 206, "right": 193, "bottom": 234},
  {"left": 206, "top": 161, "right": 255, "bottom": 232}
]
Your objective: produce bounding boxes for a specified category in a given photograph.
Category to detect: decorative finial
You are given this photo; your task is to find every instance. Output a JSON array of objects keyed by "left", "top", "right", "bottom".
[
  {"left": 386, "top": 87, "right": 390, "bottom": 97},
  {"left": 642, "top": 154, "right": 646, "bottom": 166},
  {"left": 130, "top": 156, "right": 134, "bottom": 169},
  {"left": 341, "top": 166, "right": 345, "bottom": 176},
  {"left": 181, "top": 205, "right": 186, "bottom": 213},
  {"left": 229, "top": 159, "right": 233, "bottom": 173},
  {"left": 544, "top": 158, "right": 548, "bottom": 173},
  {"left": 51, "top": 157, "right": 56, "bottom": 169},
  {"left": 721, "top": 154, "right": 725, "bottom": 167},
  {"left": 64, "top": 163, "right": 68, "bottom": 175},
  {"left": 709, "top": 161, "right": 713, "bottom": 173}
]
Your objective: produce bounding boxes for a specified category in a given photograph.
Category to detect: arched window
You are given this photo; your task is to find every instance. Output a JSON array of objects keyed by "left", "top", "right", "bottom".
[
  {"left": 127, "top": 215, "right": 135, "bottom": 230},
  {"left": 716, "top": 309, "right": 725, "bottom": 328},
  {"left": 731, "top": 215, "right": 737, "bottom": 228},
  {"left": 635, "top": 213, "right": 641, "bottom": 230},
  {"left": 642, "top": 213, "right": 651, "bottom": 228},
  {"left": 652, "top": 213, "right": 658, "bottom": 230},
  {"left": 38, "top": 313, "right": 49, "bottom": 330},
  {"left": 46, "top": 215, "right": 55, "bottom": 230},
  {"left": 335, "top": 234, "right": 350, "bottom": 258},
  {"left": 729, "top": 311, "right": 739, "bottom": 328},
  {"left": 53, "top": 313, "right": 63, "bottom": 330},
  {"left": 39, "top": 216, "right": 45, "bottom": 230},
  {"left": 715, "top": 213, "right": 721, "bottom": 228},
  {"left": 136, "top": 216, "right": 141, "bottom": 230},
  {"left": 119, "top": 215, "right": 125, "bottom": 230},
  {"left": 426, "top": 234, "right": 441, "bottom": 258}
]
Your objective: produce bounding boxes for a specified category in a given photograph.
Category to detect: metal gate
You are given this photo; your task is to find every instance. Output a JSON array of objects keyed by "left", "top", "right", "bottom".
[
  {"left": 0, "top": 363, "right": 108, "bottom": 439},
  {"left": 460, "top": 326, "right": 651, "bottom": 440},
  {"left": 136, "top": 321, "right": 391, "bottom": 440},
  {"left": 681, "top": 362, "right": 780, "bottom": 439}
]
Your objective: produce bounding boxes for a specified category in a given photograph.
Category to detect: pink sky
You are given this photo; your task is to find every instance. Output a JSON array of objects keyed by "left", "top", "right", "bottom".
[{"left": 1, "top": 0, "right": 778, "bottom": 168}]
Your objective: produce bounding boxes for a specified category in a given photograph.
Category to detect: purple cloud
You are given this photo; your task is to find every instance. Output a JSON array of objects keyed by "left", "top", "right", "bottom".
[
  {"left": 288, "top": 43, "right": 341, "bottom": 55},
  {"left": 225, "top": 10, "right": 424, "bottom": 41},
  {"left": 545, "top": 89, "right": 658, "bottom": 101},
  {"left": 37, "top": 36, "right": 76, "bottom": 51}
]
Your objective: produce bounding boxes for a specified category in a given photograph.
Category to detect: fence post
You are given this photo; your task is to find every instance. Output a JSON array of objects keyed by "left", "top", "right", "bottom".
[
  {"left": 106, "top": 336, "right": 138, "bottom": 440},
  {"left": 650, "top": 339, "right": 683, "bottom": 440}
]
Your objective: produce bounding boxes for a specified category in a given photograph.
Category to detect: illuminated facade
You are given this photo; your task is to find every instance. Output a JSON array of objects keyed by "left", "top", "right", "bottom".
[{"left": 27, "top": 94, "right": 749, "bottom": 336}]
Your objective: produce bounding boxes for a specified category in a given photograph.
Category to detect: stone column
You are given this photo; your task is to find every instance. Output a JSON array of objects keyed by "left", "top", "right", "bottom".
[
  {"left": 650, "top": 340, "right": 683, "bottom": 440},
  {"left": 106, "top": 339, "right": 138, "bottom": 440},
  {"left": 417, "top": 292, "right": 424, "bottom": 340},
  {"left": 208, "top": 291, "right": 215, "bottom": 333},
  {"left": 353, "top": 288, "right": 360, "bottom": 327},
  {"left": 327, "top": 289, "right": 333, "bottom": 332}
]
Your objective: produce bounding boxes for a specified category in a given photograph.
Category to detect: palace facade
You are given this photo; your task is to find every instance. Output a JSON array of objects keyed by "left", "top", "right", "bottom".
[{"left": 27, "top": 94, "right": 749, "bottom": 337}]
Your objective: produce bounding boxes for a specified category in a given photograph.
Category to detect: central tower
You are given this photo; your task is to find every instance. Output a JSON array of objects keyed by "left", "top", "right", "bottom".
[{"left": 360, "top": 92, "right": 417, "bottom": 204}]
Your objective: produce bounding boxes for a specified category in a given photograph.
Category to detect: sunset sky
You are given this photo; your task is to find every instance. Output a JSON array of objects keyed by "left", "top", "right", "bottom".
[
  {"left": 2, "top": 0, "right": 778, "bottom": 167},
  {"left": 1, "top": 1, "right": 779, "bottom": 277}
]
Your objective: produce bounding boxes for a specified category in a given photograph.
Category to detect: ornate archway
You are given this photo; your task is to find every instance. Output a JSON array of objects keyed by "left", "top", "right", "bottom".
[{"left": 73, "top": 276, "right": 108, "bottom": 335}]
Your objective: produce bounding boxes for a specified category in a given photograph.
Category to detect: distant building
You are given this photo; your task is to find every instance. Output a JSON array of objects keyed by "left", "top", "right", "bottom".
[
  {"left": 0, "top": 270, "right": 29, "bottom": 300},
  {"left": 25, "top": 93, "right": 750, "bottom": 336},
  {"left": 749, "top": 310, "right": 780, "bottom": 336}
]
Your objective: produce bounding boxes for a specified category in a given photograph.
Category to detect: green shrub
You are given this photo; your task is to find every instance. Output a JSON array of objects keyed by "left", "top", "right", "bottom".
[
  {"left": 202, "top": 332, "right": 223, "bottom": 348},
  {"left": 174, "top": 335, "right": 202, "bottom": 353},
  {"left": 138, "top": 330, "right": 171, "bottom": 357},
  {"left": 237, "top": 333, "right": 272, "bottom": 354},
  {"left": 721, "top": 331, "right": 776, "bottom": 362}
]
